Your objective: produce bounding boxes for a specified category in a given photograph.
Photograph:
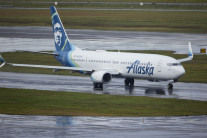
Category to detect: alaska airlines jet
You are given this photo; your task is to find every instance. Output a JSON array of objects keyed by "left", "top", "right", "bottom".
[{"left": 0, "top": 6, "right": 193, "bottom": 90}]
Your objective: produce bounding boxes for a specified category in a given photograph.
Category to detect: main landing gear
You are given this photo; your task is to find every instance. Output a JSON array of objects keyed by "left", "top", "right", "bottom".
[
  {"left": 125, "top": 78, "right": 134, "bottom": 86},
  {"left": 168, "top": 83, "right": 173, "bottom": 90},
  {"left": 93, "top": 83, "right": 103, "bottom": 89}
]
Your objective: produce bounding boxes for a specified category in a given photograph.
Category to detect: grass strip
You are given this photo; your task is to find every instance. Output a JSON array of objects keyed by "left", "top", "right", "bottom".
[
  {"left": 1, "top": 2, "right": 207, "bottom": 10},
  {"left": 0, "top": 88, "right": 207, "bottom": 117},
  {"left": 0, "top": 9, "right": 207, "bottom": 33}
]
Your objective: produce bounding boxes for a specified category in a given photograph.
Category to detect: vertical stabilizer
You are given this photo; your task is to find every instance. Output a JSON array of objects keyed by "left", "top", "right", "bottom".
[{"left": 50, "top": 6, "right": 78, "bottom": 51}]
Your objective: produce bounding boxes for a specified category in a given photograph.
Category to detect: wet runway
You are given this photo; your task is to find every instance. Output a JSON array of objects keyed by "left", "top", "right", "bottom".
[
  {"left": 1, "top": 72, "right": 207, "bottom": 101},
  {"left": 0, "top": 26, "right": 207, "bottom": 54},
  {"left": 0, "top": 114, "right": 207, "bottom": 138}
]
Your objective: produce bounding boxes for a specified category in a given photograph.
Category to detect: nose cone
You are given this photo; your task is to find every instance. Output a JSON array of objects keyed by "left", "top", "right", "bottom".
[{"left": 176, "top": 66, "right": 185, "bottom": 79}]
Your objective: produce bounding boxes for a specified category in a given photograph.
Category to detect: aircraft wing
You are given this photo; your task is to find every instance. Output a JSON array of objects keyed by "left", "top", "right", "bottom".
[
  {"left": 0, "top": 54, "right": 120, "bottom": 75},
  {"left": 6, "top": 63, "right": 92, "bottom": 72},
  {"left": 0, "top": 55, "right": 91, "bottom": 72},
  {"left": 7, "top": 63, "right": 120, "bottom": 75},
  {"left": 178, "top": 42, "right": 193, "bottom": 63}
]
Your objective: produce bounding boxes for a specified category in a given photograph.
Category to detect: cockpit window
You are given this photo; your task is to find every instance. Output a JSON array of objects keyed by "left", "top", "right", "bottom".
[{"left": 167, "top": 63, "right": 181, "bottom": 66}]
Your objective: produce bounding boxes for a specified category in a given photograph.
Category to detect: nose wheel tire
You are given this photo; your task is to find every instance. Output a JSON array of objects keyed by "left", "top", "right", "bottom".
[{"left": 168, "top": 83, "right": 173, "bottom": 90}]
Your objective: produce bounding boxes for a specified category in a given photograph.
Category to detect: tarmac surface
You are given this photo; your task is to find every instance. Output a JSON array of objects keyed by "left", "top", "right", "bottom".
[
  {"left": 0, "top": 114, "right": 207, "bottom": 138},
  {"left": 1, "top": 72, "right": 207, "bottom": 101},
  {"left": 0, "top": 26, "right": 207, "bottom": 54}
]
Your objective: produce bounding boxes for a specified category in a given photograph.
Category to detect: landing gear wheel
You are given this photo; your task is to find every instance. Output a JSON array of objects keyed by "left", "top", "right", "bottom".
[
  {"left": 94, "top": 83, "right": 103, "bottom": 89},
  {"left": 168, "top": 83, "right": 173, "bottom": 90},
  {"left": 125, "top": 78, "right": 134, "bottom": 86},
  {"left": 130, "top": 79, "right": 134, "bottom": 86},
  {"left": 125, "top": 79, "right": 130, "bottom": 86}
]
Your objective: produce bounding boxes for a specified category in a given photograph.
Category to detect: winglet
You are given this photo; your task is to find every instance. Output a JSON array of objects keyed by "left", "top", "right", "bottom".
[
  {"left": 188, "top": 42, "right": 193, "bottom": 58},
  {"left": 0, "top": 54, "right": 6, "bottom": 68},
  {"left": 178, "top": 42, "right": 193, "bottom": 63}
]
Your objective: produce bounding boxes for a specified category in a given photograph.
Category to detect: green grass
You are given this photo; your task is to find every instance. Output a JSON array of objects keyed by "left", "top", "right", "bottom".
[
  {"left": 0, "top": 9, "right": 207, "bottom": 33},
  {"left": 1, "top": 51, "right": 207, "bottom": 83},
  {"left": 0, "top": 88, "right": 207, "bottom": 116}
]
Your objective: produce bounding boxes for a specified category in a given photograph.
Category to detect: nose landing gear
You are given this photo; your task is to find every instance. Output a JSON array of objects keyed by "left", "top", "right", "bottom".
[{"left": 168, "top": 83, "right": 173, "bottom": 90}]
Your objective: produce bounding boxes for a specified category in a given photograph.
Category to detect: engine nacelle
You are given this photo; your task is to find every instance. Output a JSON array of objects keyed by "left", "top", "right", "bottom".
[{"left": 91, "top": 71, "right": 112, "bottom": 83}]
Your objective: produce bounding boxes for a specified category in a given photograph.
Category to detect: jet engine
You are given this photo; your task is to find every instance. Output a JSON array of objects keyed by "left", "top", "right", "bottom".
[{"left": 91, "top": 71, "right": 112, "bottom": 83}]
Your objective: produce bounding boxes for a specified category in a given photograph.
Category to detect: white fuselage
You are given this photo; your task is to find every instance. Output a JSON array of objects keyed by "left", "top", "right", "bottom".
[{"left": 69, "top": 50, "right": 185, "bottom": 81}]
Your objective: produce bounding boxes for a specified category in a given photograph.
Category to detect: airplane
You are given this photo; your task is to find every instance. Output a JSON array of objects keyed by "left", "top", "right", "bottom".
[{"left": 0, "top": 6, "right": 193, "bottom": 90}]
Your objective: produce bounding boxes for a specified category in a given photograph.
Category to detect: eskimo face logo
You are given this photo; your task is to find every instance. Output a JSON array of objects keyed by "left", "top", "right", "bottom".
[
  {"left": 127, "top": 60, "right": 154, "bottom": 76},
  {"left": 54, "top": 23, "right": 62, "bottom": 47}
]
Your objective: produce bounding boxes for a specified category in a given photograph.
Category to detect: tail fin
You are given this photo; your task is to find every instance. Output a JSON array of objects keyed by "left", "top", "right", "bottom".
[{"left": 50, "top": 6, "right": 79, "bottom": 51}]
